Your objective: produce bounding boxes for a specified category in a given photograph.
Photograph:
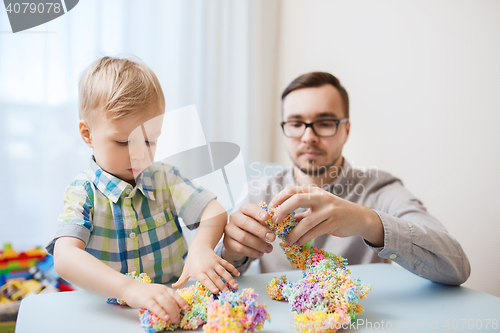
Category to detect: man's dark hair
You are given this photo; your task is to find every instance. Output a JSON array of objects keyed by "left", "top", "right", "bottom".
[{"left": 281, "top": 72, "right": 349, "bottom": 118}]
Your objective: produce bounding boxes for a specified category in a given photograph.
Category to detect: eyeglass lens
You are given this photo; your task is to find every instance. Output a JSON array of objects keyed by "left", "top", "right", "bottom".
[{"left": 283, "top": 120, "right": 338, "bottom": 137}]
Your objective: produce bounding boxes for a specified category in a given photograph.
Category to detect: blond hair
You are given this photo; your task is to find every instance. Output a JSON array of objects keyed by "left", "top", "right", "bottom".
[{"left": 78, "top": 56, "right": 165, "bottom": 121}]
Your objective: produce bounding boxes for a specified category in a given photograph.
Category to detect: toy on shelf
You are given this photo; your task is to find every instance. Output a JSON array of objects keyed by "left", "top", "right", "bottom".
[
  {"left": 260, "top": 202, "right": 372, "bottom": 333},
  {"left": 0, "top": 243, "right": 47, "bottom": 286},
  {"left": 0, "top": 243, "right": 74, "bottom": 298},
  {"left": 0, "top": 243, "right": 75, "bottom": 329},
  {"left": 0, "top": 279, "right": 44, "bottom": 302}
]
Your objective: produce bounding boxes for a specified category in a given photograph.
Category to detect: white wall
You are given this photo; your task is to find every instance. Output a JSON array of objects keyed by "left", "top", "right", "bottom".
[{"left": 273, "top": 0, "right": 500, "bottom": 296}]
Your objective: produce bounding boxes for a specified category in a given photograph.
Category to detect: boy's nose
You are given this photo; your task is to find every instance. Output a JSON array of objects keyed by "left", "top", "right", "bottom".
[{"left": 130, "top": 145, "right": 146, "bottom": 160}]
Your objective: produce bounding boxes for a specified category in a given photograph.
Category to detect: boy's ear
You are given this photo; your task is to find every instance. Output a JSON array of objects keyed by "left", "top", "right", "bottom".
[{"left": 79, "top": 120, "right": 93, "bottom": 148}]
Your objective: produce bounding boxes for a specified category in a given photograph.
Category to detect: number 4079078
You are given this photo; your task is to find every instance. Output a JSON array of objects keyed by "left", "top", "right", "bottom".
[
  {"left": 443, "top": 319, "right": 498, "bottom": 329},
  {"left": 6, "top": 2, "right": 62, "bottom": 14}
]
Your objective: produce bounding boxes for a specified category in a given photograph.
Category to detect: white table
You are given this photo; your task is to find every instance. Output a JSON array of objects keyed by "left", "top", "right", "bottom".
[{"left": 15, "top": 263, "right": 500, "bottom": 332}]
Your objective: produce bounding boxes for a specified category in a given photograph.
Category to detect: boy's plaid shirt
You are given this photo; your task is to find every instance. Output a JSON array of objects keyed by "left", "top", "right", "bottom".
[{"left": 46, "top": 158, "right": 216, "bottom": 283}]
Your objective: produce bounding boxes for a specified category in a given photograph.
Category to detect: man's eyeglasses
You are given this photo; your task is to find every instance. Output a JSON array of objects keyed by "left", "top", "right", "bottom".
[{"left": 280, "top": 118, "right": 349, "bottom": 138}]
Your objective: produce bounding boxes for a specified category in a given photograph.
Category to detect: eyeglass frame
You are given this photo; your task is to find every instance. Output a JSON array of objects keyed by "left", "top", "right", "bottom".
[{"left": 280, "top": 118, "right": 349, "bottom": 138}]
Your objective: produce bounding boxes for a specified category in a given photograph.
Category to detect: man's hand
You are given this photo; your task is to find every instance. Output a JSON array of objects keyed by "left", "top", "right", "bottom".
[
  {"left": 121, "top": 281, "right": 188, "bottom": 324},
  {"left": 222, "top": 203, "right": 276, "bottom": 260},
  {"left": 268, "top": 186, "right": 384, "bottom": 247},
  {"left": 172, "top": 247, "right": 240, "bottom": 294}
]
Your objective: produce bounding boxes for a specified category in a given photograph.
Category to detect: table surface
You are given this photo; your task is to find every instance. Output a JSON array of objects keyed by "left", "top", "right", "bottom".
[{"left": 15, "top": 263, "right": 500, "bottom": 333}]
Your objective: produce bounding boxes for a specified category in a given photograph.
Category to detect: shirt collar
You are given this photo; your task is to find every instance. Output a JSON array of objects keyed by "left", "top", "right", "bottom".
[
  {"left": 134, "top": 167, "right": 156, "bottom": 201},
  {"left": 86, "top": 157, "right": 156, "bottom": 203}
]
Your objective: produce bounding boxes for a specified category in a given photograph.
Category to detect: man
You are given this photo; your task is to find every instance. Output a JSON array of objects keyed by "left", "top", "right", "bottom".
[{"left": 219, "top": 72, "right": 470, "bottom": 285}]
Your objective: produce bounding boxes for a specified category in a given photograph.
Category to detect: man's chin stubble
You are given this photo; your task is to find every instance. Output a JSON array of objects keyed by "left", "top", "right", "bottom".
[{"left": 293, "top": 156, "right": 341, "bottom": 177}]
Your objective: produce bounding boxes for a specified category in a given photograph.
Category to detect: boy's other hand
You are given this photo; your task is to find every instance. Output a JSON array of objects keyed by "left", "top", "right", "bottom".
[
  {"left": 121, "top": 281, "right": 188, "bottom": 324},
  {"left": 172, "top": 248, "right": 240, "bottom": 294}
]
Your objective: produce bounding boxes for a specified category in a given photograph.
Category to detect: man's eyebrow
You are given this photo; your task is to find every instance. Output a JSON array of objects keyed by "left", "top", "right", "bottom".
[
  {"left": 315, "top": 112, "right": 338, "bottom": 118},
  {"left": 286, "top": 112, "right": 339, "bottom": 120},
  {"left": 286, "top": 114, "right": 304, "bottom": 120}
]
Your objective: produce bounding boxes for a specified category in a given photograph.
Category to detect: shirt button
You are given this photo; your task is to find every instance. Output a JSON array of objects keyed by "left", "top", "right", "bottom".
[
  {"left": 129, "top": 232, "right": 136, "bottom": 239},
  {"left": 126, "top": 188, "right": 131, "bottom": 195},
  {"left": 156, "top": 216, "right": 163, "bottom": 223},
  {"left": 124, "top": 198, "right": 131, "bottom": 205},
  {"left": 389, "top": 253, "right": 397, "bottom": 260}
]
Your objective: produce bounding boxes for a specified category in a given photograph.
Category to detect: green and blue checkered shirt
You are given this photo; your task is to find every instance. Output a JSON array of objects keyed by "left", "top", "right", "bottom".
[{"left": 46, "top": 157, "right": 216, "bottom": 283}]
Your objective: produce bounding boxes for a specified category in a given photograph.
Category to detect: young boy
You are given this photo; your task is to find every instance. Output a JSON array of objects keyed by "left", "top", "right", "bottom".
[{"left": 46, "top": 56, "right": 239, "bottom": 324}]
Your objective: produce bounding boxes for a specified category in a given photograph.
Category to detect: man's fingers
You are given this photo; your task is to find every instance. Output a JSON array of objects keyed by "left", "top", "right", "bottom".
[
  {"left": 227, "top": 219, "right": 274, "bottom": 249},
  {"left": 285, "top": 213, "right": 320, "bottom": 245},
  {"left": 269, "top": 185, "right": 319, "bottom": 209},
  {"left": 224, "top": 225, "right": 274, "bottom": 254},
  {"left": 293, "top": 209, "right": 311, "bottom": 223},
  {"left": 271, "top": 192, "right": 311, "bottom": 227},
  {"left": 295, "top": 222, "right": 330, "bottom": 247},
  {"left": 268, "top": 186, "right": 301, "bottom": 209},
  {"left": 224, "top": 237, "right": 265, "bottom": 258},
  {"left": 239, "top": 203, "right": 270, "bottom": 224}
]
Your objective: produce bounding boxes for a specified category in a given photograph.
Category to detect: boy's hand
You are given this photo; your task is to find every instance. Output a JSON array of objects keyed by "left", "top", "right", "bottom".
[
  {"left": 172, "top": 247, "right": 240, "bottom": 294},
  {"left": 121, "top": 281, "right": 189, "bottom": 324}
]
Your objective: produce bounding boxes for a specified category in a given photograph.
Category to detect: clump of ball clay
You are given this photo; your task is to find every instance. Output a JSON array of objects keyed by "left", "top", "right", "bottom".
[
  {"left": 139, "top": 281, "right": 217, "bottom": 332},
  {"left": 266, "top": 275, "right": 288, "bottom": 301},
  {"left": 261, "top": 201, "right": 372, "bottom": 333},
  {"left": 259, "top": 202, "right": 347, "bottom": 271},
  {"left": 203, "top": 288, "right": 270, "bottom": 333},
  {"left": 107, "top": 271, "right": 270, "bottom": 333}
]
